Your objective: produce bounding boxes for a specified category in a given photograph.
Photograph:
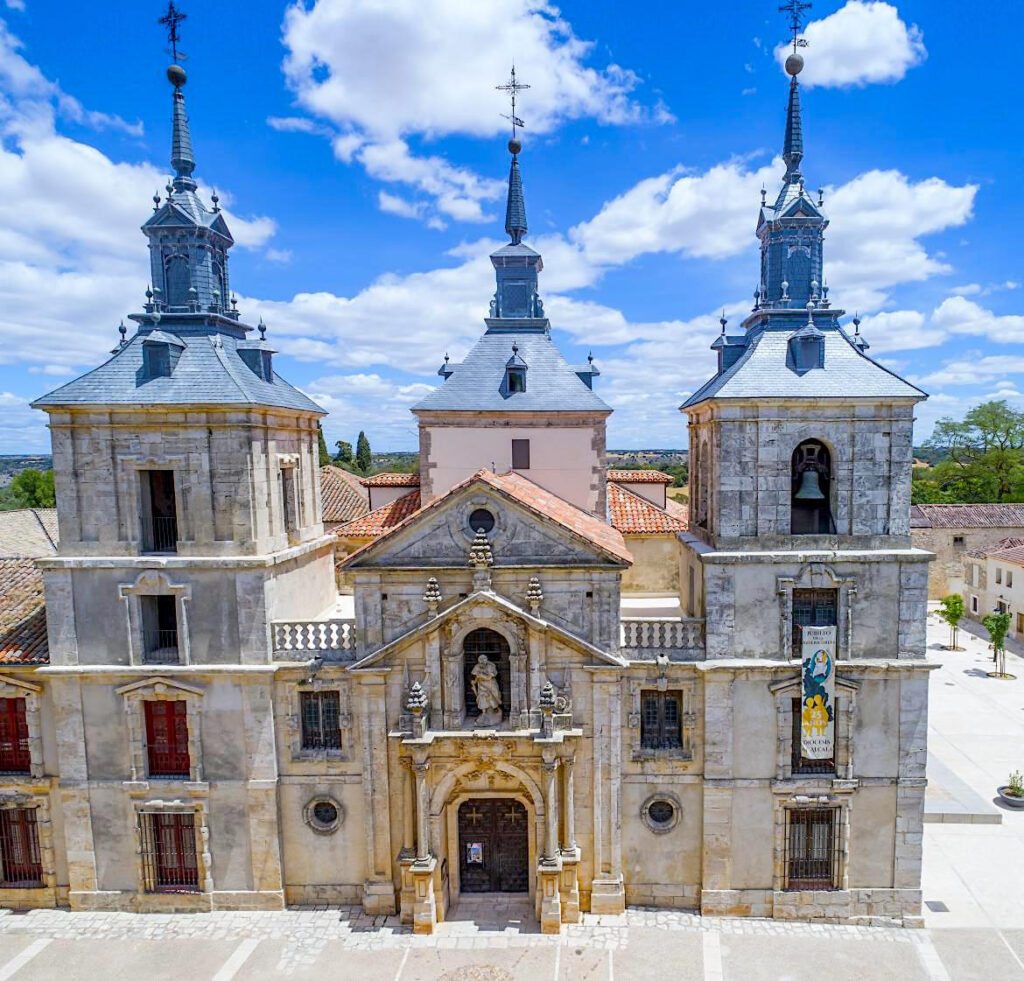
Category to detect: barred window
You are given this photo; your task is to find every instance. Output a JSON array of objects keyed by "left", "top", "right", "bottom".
[
  {"left": 140, "top": 812, "right": 199, "bottom": 893},
  {"left": 0, "top": 698, "right": 30, "bottom": 773},
  {"left": 0, "top": 808, "right": 42, "bottom": 887},
  {"left": 786, "top": 808, "right": 839, "bottom": 890},
  {"left": 144, "top": 700, "right": 190, "bottom": 777},
  {"left": 640, "top": 691, "right": 683, "bottom": 750},
  {"left": 790, "top": 697, "right": 836, "bottom": 775},
  {"left": 792, "top": 588, "right": 837, "bottom": 658},
  {"left": 300, "top": 691, "right": 342, "bottom": 751}
]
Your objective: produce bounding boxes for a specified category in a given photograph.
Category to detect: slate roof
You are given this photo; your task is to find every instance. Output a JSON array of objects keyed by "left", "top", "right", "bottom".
[
  {"left": 33, "top": 329, "right": 323, "bottom": 413},
  {"left": 320, "top": 466, "right": 369, "bottom": 525},
  {"left": 336, "top": 490, "right": 421, "bottom": 539},
  {"left": 607, "top": 470, "right": 674, "bottom": 485},
  {"left": 361, "top": 473, "right": 421, "bottom": 487},
  {"left": 0, "top": 559, "right": 48, "bottom": 664},
  {"left": 909, "top": 503, "right": 1024, "bottom": 530},
  {"left": 412, "top": 330, "right": 610, "bottom": 414},
  {"left": 0, "top": 509, "right": 58, "bottom": 558},
  {"left": 683, "top": 327, "right": 925, "bottom": 408},
  {"left": 607, "top": 483, "right": 688, "bottom": 535},
  {"left": 343, "top": 470, "right": 632, "bottom": 567}
]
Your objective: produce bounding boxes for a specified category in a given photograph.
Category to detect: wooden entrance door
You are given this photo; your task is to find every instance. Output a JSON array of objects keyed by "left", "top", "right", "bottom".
[{"left": 458, "top": 799, "right": 529, "bottom": 893}]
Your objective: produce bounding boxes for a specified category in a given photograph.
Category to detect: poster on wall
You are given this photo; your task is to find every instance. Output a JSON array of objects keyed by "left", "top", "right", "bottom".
[{"left": 800, "top": 625, "right": 837, "bottom": 759}]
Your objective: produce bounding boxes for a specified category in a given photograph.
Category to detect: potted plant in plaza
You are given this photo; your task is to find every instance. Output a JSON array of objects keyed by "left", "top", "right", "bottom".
[
  {"left": 998, "top": 770, "right": 1024, "bottom": 809},
  {"left": 982, "top": 609, "right": 1016, "bottom": 679},
  {"left": 938, "top": 594, "right": 965, "bottom": 651}
]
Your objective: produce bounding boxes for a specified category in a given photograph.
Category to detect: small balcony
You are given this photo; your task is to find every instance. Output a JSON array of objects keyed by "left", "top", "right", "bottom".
[
  {"left": 272, "top": 619, "right": 357, "bottom": 662},
  {"left": 619, "top": 618, "right": 705, "bottom": 660},
  {"left": 149, "top": 515, "right": 179, "bottom": 553}
]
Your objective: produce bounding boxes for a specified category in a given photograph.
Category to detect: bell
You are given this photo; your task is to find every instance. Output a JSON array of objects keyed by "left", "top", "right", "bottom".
[{"left": 795, "top": 469, "right": 825, "bottom": 500}]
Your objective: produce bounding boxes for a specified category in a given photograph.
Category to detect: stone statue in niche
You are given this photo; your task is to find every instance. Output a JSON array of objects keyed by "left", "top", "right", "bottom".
[{"left": 470, "top": 654, "right": 503, "bottom": 726}]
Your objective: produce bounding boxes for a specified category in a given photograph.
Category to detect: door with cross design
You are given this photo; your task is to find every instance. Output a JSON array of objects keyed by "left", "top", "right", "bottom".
[{"left": 457, "top": 798, "right": 529, "bottom": 893}]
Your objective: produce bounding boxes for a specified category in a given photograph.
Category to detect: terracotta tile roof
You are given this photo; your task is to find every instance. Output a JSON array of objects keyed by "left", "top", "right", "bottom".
[
  {"left": 608, "top": 482, "right": 688, "bottom": 535},
  {"left": 607, "top": 469, "right": 674, "bottom": 485},
  {"left": 360, "top": 472, "right": 421, "bottom": 487},
  {"left": 344, "top": 470, "right": 632, "bottom": 567},
  {"left": 910, "top": 503, "right": 1024, "bottom": 530},
  {"left": 320, "top": 466, "right": 369, "bottom": 524},
  {"left": 0, "top": 508, "right": 58, "bottom": 558},
  {"left": 986, "top": 543, "right": 1024, "bottom": 567},
  {"left": 0, "top": 558, "right": 48, "bottom": 663},
  {"left": 336, "top": 490, "right": 421, "bottom": 539}
]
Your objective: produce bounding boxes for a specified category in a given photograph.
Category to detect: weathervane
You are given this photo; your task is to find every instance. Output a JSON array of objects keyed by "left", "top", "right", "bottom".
[
  {"left": 496, "top": 65, "right": 530, "bottom": 141},
  {"left": 159, "top": 2, "right": 188, "bottom": 63},
  {"left": 779, "top": 0, "right": 811, "bottom": 52}
]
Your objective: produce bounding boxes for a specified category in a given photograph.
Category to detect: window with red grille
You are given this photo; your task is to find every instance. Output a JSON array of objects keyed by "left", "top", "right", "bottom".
[
  {"left": 0, "top": 698, "right": 30, "bottom": 773},
  {"left": 144, "top": 700, "right": 190, "bottom": 777},
  {"left": 140, "top": 812, "right": 199, "bottom": 893},
  {"left": 0, "top": 808, "right": 43, "bottom": 886}
]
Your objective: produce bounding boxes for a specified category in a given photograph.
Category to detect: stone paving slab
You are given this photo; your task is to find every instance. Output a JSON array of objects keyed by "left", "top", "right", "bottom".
[
  {"left": 239, "top": 942, "right": 407, "bottom": 981},
  {"left": 400, "top": 946, "right": 557, "bottom": 981},
  {"left": 720, "top": 934, "right": 929, "bottom": 981},
  {"left": 929, "top": 929, "right": 1024, "bottom": 981},
  {"left": 14, "top": 938, "right": 241, "bottom": 981},
  {"left": 610, "top": 927, "right": 703, "bottom": 981}
]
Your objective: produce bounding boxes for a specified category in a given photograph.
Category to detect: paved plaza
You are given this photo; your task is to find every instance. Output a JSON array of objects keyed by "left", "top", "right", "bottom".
[{"left": 0, "top": 610, "right": 1021, "bottom": 981}]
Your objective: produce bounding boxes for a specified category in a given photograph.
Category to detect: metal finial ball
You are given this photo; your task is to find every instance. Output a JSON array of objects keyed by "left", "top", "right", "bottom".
[
  {"left": 167, "top": 64, "right": 187, "bottom": 88},
  {"left": 785, "top": 53, "right": 804, "bottom": 76},
  {"left": 508, "top": 138, "right": 522, "bottom": 155}
]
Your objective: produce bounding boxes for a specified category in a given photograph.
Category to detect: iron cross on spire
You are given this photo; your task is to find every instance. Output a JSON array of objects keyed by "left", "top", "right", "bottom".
[
  {"left": 159, "top": 1, "right": 188, "bottom": 63},
  {"left": 779, "top": 0, "right": 812, "bottom": 52},
  {"left": 496, "top": 65, "right": 529, "bottom": 140}
]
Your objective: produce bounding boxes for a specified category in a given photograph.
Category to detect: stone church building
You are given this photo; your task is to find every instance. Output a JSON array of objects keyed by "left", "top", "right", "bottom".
[{"left": 0, "top": 40, "right": 933, "bottom": 932}]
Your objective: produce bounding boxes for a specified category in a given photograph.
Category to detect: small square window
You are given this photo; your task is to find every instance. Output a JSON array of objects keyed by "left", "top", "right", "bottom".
[
  {"left": 640, "top": 691, "right": 683, "bottom": 750},
  {"left": 952, "top": 535, "right": 965, "bottom": 547},
  {"left": 300, "top": 691, "right": 342, "bottom": 751}
]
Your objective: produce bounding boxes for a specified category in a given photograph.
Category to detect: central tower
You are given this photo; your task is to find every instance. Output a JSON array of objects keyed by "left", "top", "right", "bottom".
[{"left": 413, "top": 125, "right": 610, "bottom": 517}]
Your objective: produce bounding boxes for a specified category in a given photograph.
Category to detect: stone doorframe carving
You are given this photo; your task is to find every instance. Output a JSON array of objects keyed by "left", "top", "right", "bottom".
[
  {"left": 441, "top": 610, "right": 531, "bottom": 730},
  {"left": 118, "top": 454, "right": 189, "bottom": 548},
  {"left": 130, "top": 797, "right": 213, "bottom": 902},
  {"left": 769, "top": 674, "right": 859, "bottom": 781},
  {"left": 776, "top": 563, "right": 858, "bottom": 661},
  {"left": 118, "top": 570, "right": 192, "bottom": 666},
  {"left": 115, "top": 677, "right": 205, "bottom": 784},
  {"left": 0, "top": 675, "right": 45, "bottom": 778}
]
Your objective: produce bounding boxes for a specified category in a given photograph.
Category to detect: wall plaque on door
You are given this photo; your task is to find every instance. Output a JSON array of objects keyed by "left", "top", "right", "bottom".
[{"left": 467, "top": 842, "right": 483, "bottom": 864}]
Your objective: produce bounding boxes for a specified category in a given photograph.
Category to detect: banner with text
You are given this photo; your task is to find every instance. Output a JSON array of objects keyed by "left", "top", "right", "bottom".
[{"left": 800, "top": 625, "right": 837, "bottom": 760}]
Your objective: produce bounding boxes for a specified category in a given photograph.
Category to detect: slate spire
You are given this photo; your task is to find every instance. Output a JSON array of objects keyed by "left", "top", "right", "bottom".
[
  {"left": 782, "top": 71, "right": 803, "bottom": 185},
  {"left": 167, "top": 64, "right": 197, "bottom": 192},
  {"left": 504, "top": 140, "right": 528, "bottom": 245}
]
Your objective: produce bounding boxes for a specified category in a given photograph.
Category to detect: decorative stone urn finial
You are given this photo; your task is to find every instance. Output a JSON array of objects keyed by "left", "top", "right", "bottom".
[
  {"left": 526, "top": 575, "right": 543, "bottom": 615},
  {"left": 406, "top": 681, "right": 427, "bottom": 715},
  {"left": 423, "top": 577, "right": 442, "bottom": 616},
  {"left": 468, "top": 529, "right": 494, "bottom": 589},
  {"left": 539, "top": 681, "right": 556, "bottom": 736}
]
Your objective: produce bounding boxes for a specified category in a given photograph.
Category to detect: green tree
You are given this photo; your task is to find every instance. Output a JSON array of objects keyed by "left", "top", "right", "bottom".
[
  {"left": 317, "top": 423, "right": 331, "bottom": 467},
  {"left": 7, "top": 468, "right": 55, "bottom": 508},
  {"left": 926, "top": 401, "right": 1024, "bottom": 502},
  {"left": 982, "top": 609, "right": 1013, "bottom": 676},
  {"left": 937, "top": 594, "right": 965, "bottom": 650},
  {"left": 355, "top": 431, "right": 372, "bottom": 473},
  {"left": 334, "top": 440, "right": 353, "bottom": 464}
]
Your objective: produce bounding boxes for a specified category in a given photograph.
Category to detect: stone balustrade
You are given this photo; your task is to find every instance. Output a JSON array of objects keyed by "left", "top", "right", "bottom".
[
  {"left": 620, "top": 618, "right": 705, "bottom": 658},
  {"left": 272, "top": 619, "right": 357, "bottom": 660}
]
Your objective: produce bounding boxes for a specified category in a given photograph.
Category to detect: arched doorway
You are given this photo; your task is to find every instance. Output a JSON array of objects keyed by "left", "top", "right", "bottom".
[
  {"left": 463, "top": 628, "right": 511, "bottom": 725},
  {"left": 457, "top": 799, "right": 528, "bottom": 893}
]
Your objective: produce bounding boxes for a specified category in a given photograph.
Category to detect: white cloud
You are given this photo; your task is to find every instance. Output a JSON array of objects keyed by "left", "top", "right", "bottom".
[
  {"left": 4, "top": 0, "right": 26, "bottom": 11},
  {"left": 776, "top": 1, "right": 926, "bottom": 89},
  {"left": 265, "top": 248, "right": 293, "bottom": 264},
  {"left": 278, "top": 0, "right": 666, "bottom": 226},
  {"left": 931, "top": 296, "right": 1024, "bottom": 344},
  {"left": 0, "top": 392, "right": 48, "bottom": 451},
  {"left": 855, "top": 309, "right": 945, "bottom": 352},
  {"left": 950, "top": 280, "right": 1019, "bottom": 298},
  {"left": 913, "top": 354, "right": 1024, "bottom": 390}
]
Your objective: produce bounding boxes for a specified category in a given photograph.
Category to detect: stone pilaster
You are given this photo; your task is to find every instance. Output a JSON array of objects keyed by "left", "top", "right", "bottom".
[{"left": 358, "top": 677, "right": 396, "bottom": 914}]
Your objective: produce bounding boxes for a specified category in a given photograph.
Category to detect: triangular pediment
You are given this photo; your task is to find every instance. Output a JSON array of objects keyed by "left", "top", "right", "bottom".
[
  {"left": 350, "top": 589, "right": 624, "bottom": 672},
  {"left": 346, "top": 475, "right": 630, "bottom": 571}
]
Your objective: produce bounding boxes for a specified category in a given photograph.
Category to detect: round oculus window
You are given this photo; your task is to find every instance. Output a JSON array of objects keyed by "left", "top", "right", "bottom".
[
  {"left": 304, "top": 796, "right": 344, "bottom": 834},
  {"left": 642, "top": 794, "right": 680, "bottom": 834},
  {"left": 469, "top": 508, "right": 495, "bottom": 534}
]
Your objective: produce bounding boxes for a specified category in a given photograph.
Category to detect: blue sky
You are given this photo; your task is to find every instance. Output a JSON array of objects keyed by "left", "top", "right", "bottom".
[{"left": 1, "top": 0, "right": 1021, "bottom": 453}]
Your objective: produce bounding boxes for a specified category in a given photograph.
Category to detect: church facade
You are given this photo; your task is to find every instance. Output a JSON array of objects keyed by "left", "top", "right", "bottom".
[{"left": 0, "top": 36, "right": 933, "bottom": 932}]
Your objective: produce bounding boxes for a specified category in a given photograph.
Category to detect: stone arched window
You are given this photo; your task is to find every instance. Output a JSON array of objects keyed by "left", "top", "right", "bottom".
[
  {"left": 791, "top": 439, "right": 835, "bottom": 535},
  {"left": 463, "top": 628, "right": 510, "bottom": 725},
  {"left": 164, "top": 254, "right": 191, "bottom": 308}
]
